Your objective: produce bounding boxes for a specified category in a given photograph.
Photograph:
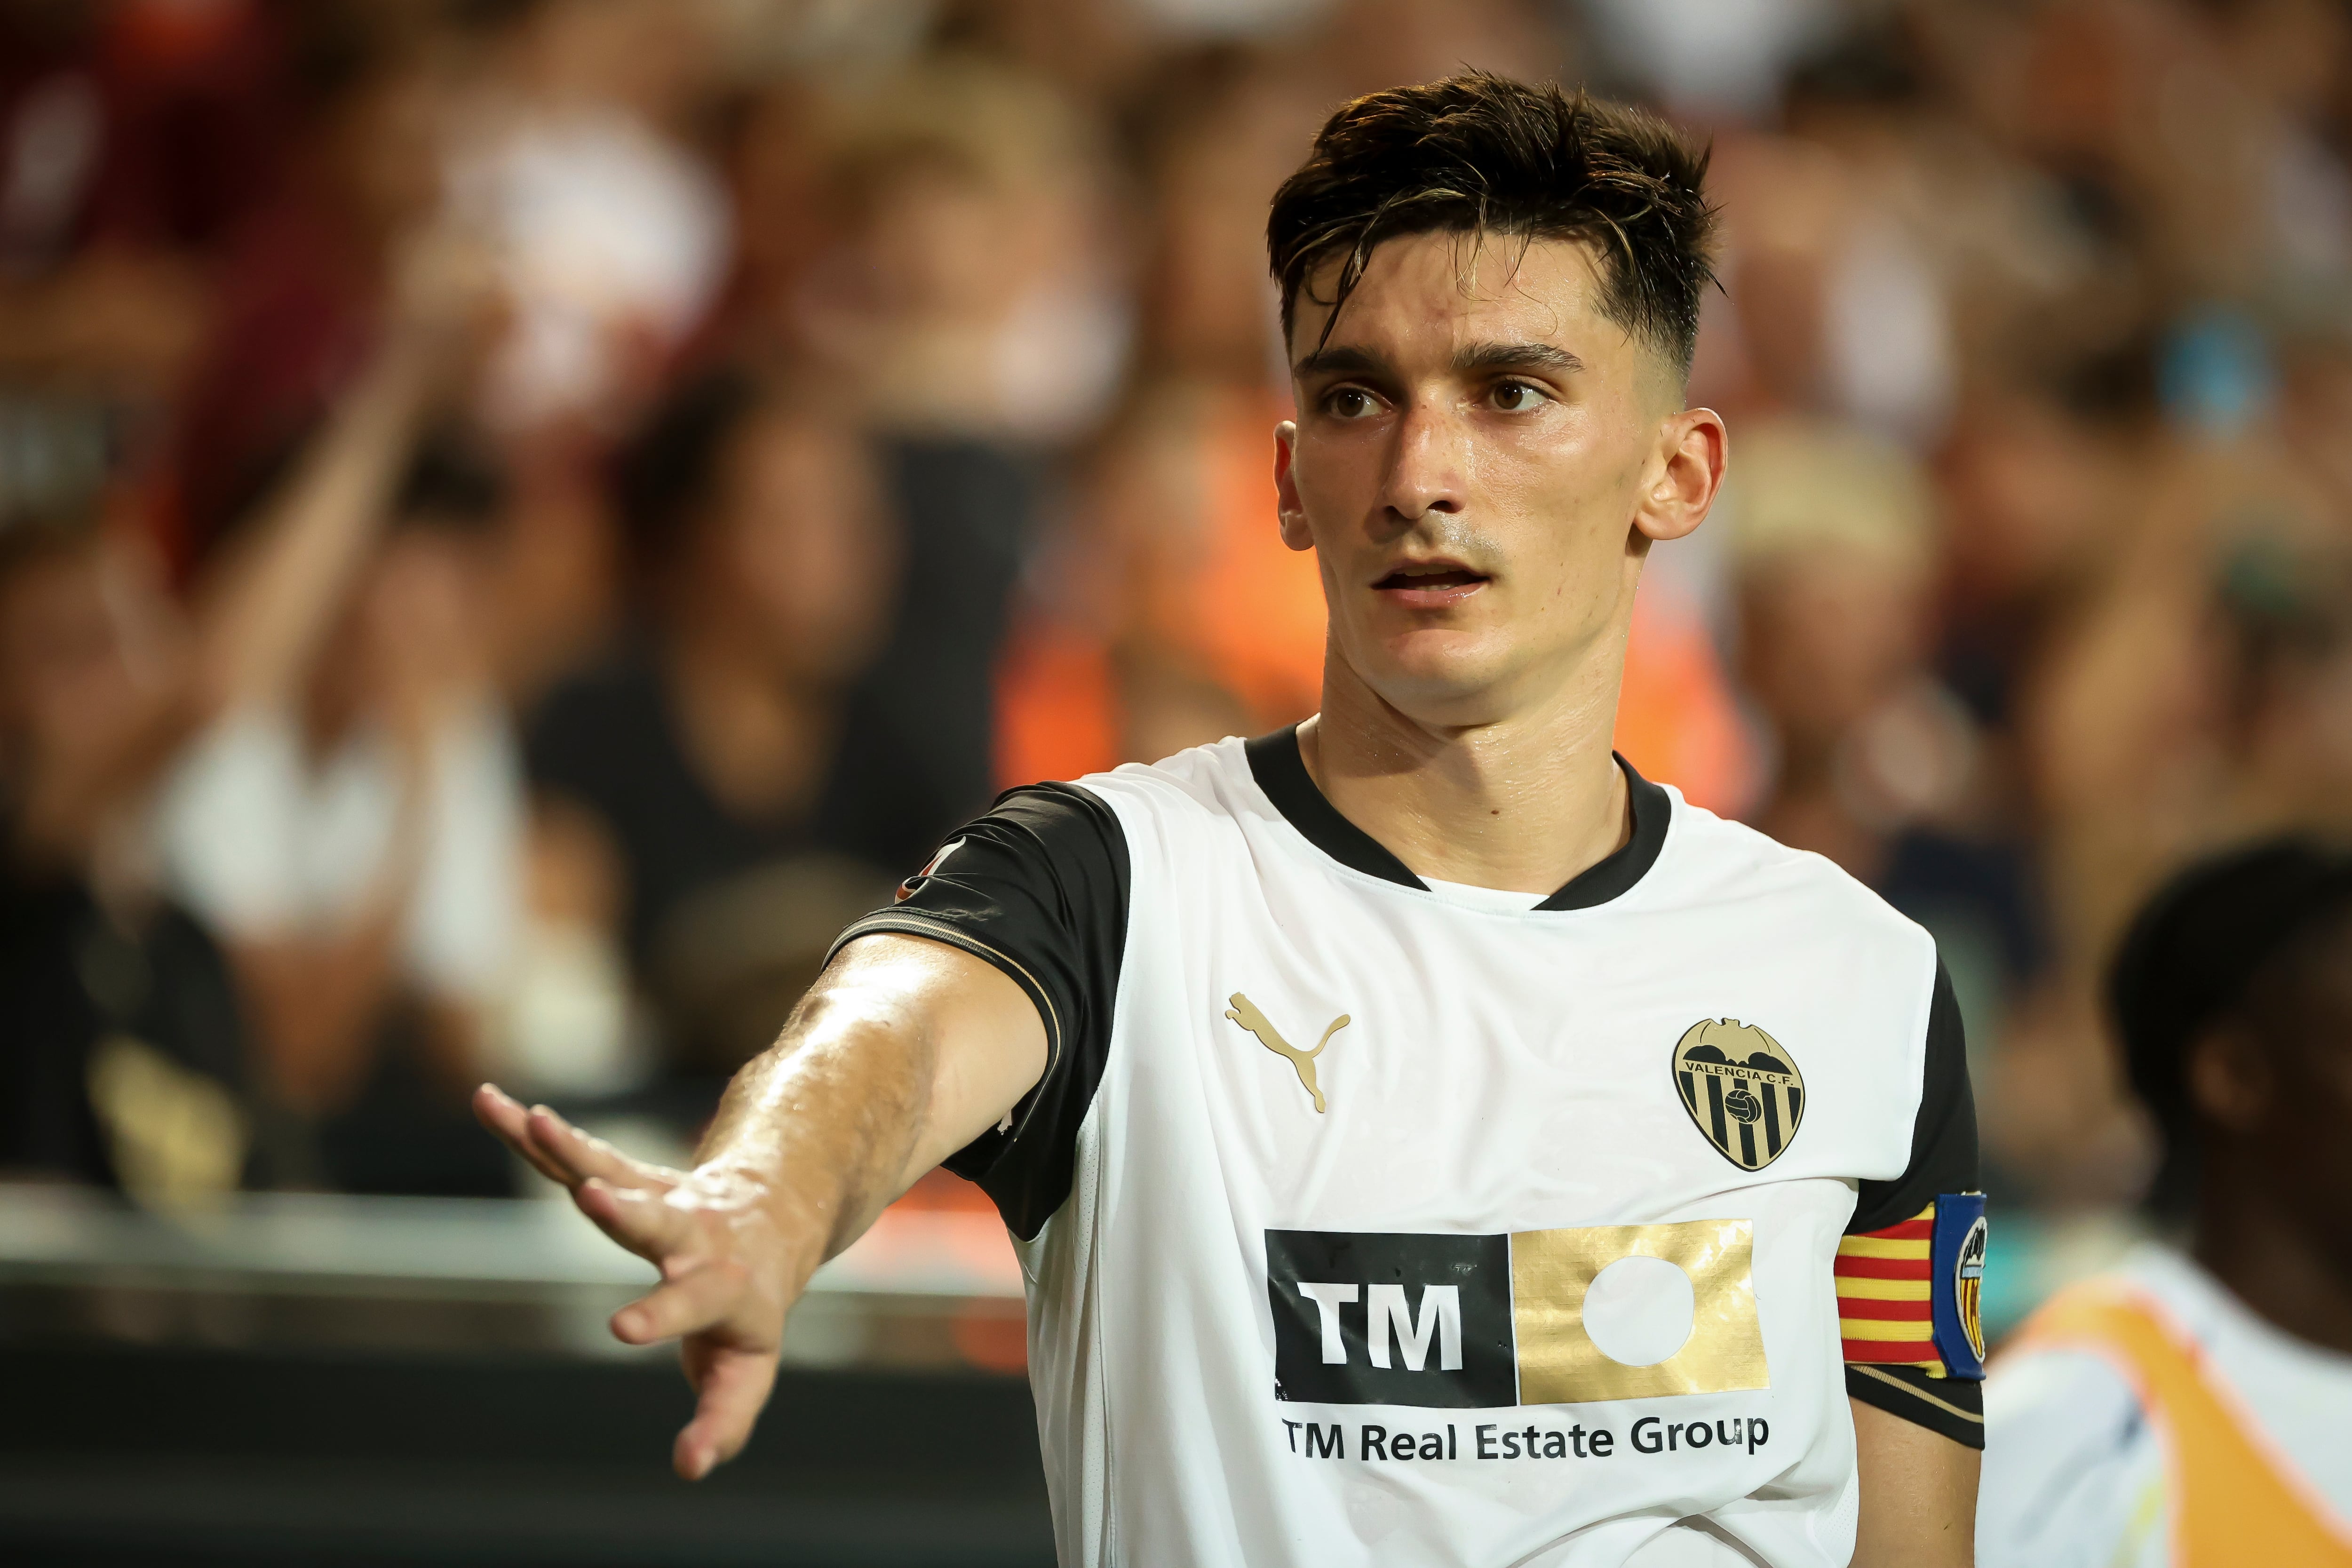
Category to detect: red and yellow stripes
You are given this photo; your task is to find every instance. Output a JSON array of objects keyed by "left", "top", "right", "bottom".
[{"left": 1836, "top": 1205, "right": 1943, "bottom": 1372}]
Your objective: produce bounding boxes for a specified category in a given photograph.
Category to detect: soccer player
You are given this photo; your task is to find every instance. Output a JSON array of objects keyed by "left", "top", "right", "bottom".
[
  {"left": 477, "top": 75, "right": 1984, "bottom": 1567},
  {"left": 1979, "top": 840, "right": 2352, "bottom": 1566}
]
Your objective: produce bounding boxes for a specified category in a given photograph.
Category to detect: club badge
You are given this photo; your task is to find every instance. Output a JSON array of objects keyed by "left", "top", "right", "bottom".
[
  {"left": 1672, "top": 1018, "right": 1804, "bottom": 1171},
  {"left": 1957, "top": 1214, "right": 1988, "bottom": 1362},
  {"left": 1931, "top": 1193, "right": 1991, "bottom": 1376}
]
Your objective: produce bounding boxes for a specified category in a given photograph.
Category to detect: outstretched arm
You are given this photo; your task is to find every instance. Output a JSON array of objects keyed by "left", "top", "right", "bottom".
[
  {"left": 475, "top": 932, "right": 1046, "bottom": 1480},
  {"left": 1850, "top": 1397, "right": 1979, "bottom": 1568}
]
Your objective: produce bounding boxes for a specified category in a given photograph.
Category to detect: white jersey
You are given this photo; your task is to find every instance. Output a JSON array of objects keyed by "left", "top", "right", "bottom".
[
  {"left": 836, "top": 731, "right": 1984, "bottom": 1567},
  {"left": 1978, "top": 1245, "right": 2352, "bottom": 1567}
]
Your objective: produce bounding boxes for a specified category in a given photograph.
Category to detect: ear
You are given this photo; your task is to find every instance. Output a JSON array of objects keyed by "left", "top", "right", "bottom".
[
  {"left": 1274, "top": 421, "right": 1313, "bottom": 552},
  {"left": 1633, "top": 407, "right": 1728, "bottom": 546},
  {"left": 2187, "top": 1024, "right": 2273, "bottom": 1134}
]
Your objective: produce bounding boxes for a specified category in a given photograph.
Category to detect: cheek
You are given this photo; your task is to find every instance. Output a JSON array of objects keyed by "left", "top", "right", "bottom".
[
  {"left": 1485, "top": 421, "right": 1640, "bottom": 584},
  {"left": 1288, "top": 430, "right": 1378, "bottom": 522}
]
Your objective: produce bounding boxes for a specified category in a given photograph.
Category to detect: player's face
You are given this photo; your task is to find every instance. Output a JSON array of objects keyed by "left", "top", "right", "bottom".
[{"left": 1276, "top": 232, "right": 1724, "bottom": 727}]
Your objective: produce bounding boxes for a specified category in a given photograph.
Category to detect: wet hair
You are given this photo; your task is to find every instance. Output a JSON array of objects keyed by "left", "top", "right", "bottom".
[
  {"left": 1266, "top": 73, "right": 1719, "bottom": 376},
  {"left": 2109, "top": 837, "right": 2352, "bottom": 1210}
]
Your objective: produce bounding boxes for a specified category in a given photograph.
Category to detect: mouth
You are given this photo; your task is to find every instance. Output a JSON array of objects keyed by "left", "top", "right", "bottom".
[{"left": 1373, "top": 559, "right": 1491, "bottom": 607}]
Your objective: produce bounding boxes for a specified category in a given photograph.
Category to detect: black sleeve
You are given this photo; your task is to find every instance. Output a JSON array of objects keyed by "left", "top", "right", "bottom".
[
  {"left": 1848, "top": 958, "right": 1978, "bottom": 1234},
  {"left": 826, "top": 783, "right": 1129, "bottom": 1240},
  {"left": 1843, "top": 956, "right": 1984, "bottom": 1448},
  {"left": 1845, "top": 1364, "right": 1983, "bottom": 1449}
]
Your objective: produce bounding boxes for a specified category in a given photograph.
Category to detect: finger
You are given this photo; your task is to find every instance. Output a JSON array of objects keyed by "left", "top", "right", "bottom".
[
  {"left": 572, "top": 1177, "right": 693, "bottom": 1266},
  {"left": 474, "top": 1084, "right": 573, "bottom": 1187},
  {"left": 521, "top": 1104, "right": 653, "bottom": 1189},
  {"left": 612, "top": 1261, "right": 747, "bottom": 1346},
  {"left": 675, "top": 1347, "right": 779, "bottom": 1481}
]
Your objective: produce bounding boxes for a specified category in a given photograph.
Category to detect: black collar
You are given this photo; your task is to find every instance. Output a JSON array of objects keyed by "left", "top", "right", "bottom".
[{"left": 1243, "top": 724, "right": 1670, "bottom": 911}]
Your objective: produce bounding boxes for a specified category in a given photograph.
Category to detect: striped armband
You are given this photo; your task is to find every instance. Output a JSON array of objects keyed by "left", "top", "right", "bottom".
[{"left": 1835, "top": 1193, "right": 1988, "bottom": 1379}]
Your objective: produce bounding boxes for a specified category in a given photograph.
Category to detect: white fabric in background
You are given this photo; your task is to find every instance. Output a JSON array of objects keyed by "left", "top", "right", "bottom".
[
  {"left": 1979, "top": 1245, "right": 2352, "bottom": 1568},
  {"left": 154, "top": 699, "right": 525, "bottom": 1003},
  {"left": 450, "top": 106, "right": 731, "bottom": 425}
]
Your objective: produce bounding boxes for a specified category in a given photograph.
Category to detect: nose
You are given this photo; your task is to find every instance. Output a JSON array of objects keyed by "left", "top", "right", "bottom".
[{"left": 1375, "top": 399, "right": 1467, "bottom": 528}]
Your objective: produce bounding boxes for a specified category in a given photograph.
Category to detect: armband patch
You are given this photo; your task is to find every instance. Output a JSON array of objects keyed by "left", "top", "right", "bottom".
[
  {"left": 1836, "top": 1194, "right": 1988, "bottom": 1379},
  {"left": 1931, "top": 1191, "right": 1988, "bottom": 1378}
]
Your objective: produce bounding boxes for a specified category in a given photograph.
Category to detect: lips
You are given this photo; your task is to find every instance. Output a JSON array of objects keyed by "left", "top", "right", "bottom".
[{"left": 1373, "top": 560, "right": 1491, "bottom": 606}]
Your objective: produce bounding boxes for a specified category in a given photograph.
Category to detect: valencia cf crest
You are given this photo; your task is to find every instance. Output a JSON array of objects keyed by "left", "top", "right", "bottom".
[
  {"left": 1672, "top": 1019, "right": 1804, "bottom": 1171},
  {"left": 1955, "top": 1210, "right": 1988, "bottom": 1364}
]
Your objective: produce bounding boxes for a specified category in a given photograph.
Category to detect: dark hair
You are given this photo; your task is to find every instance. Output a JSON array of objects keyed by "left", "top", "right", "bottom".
[
  {"left": 1266, "top": 73, "right": 1719, "bottom": 376},
  {"left": 392, "top": 425, "right": 509, "bottom": 533},
  {"left": 2109, "top": 836, "right": 2352, "bottom": 1208},
  {"left": 612, "top": 365, "right": 766, "bottom": 571}
]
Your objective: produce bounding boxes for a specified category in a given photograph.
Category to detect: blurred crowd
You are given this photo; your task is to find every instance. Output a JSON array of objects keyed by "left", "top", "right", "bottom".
[{"left": 1, "top": 0, "right": 2347, "bottom": 1287}]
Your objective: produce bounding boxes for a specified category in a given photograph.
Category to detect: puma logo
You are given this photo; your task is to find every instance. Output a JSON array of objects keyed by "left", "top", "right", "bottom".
[{"left": 1223, "top": 992, "right": 1350, "bottom": 1114}]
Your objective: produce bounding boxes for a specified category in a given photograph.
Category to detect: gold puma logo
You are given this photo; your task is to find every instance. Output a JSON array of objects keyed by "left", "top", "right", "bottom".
[{"left": 1223, "top": 992, "right": 1349, "bottom": 1114}]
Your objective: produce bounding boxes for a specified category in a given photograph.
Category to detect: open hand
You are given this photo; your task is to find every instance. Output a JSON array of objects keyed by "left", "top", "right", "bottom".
[{"left": 473, "top": 1083, "right": 796, "bottom": 1479}]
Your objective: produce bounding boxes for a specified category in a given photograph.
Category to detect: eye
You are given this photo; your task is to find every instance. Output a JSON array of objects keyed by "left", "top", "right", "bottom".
[
  {"left": 1322, "top": 386, "right": 1380, "bottom": 420},
  {"left": 1490, "top": 379, "right": 1549, "bottom": 412}
]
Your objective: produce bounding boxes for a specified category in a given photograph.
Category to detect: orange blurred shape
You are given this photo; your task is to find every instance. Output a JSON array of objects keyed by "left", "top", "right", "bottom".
[
  {"left": 895, "top": 1167, "right": 999, "bottom": 1213},
  {"left": 995, "top": 616, "right": 1121, "bottom": 788},
  {"left": 1614, "top": 585, "right": 1756, "bottom": 818},
  {"left": 952, "top": 1306, "right": 1029, "bottom": 1374},
  {"left": 1140, "top": 388, "right": 1324, "bottom": 731}
]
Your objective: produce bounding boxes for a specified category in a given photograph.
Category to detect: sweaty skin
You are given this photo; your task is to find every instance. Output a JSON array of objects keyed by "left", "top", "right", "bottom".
[{"left": 478, "top": 230, "right": 1975, "bottom": 1565}]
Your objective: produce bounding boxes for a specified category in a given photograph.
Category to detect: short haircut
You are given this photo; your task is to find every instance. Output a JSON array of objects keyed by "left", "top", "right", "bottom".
[
  {"left": 1267, "top": 73, "right": 1719, "bottom": 378},
  {"left": 2108, "top": 836, "right": 2352, "bottom": 1207}
]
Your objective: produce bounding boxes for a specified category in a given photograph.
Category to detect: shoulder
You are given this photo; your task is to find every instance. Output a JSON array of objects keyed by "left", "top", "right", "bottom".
[
  {"left": 1654, "top": 796, "right": 1934, "bottom": 966},
  {"left": 1062, "top": 736, "right": 1263, "bottom": 844}
]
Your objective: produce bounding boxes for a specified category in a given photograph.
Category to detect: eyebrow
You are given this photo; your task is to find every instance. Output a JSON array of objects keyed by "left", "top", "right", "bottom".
[
  {"left": 1452, "top": 341, "right": 1583, "bottom": 375},
  {"left": 1289, "top": 340, "right": 1584, "bottom": 379},
  {"left": 1290, "top": 344, "right": 1388, "bottom": 379}
]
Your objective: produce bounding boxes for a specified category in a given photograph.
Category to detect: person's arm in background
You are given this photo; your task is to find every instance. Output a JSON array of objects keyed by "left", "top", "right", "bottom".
[
  {"left": 191, "top": 235, "right": 492, "bottom": 717},
  {"left": 175, "top": 234, "right": 501, "bottom": 1114},
  {"left": 1851, "top": 1400, "right": 1979, "bottom": 1567},
  {"left": 6, "top": 235, "right": 491, "bottom": 862},
  {"left": 476, "top": 931, "right": 1045, "bottom": 1479}
]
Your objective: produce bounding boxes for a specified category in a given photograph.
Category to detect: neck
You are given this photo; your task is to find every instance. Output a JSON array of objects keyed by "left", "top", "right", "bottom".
[
  {"left": 1300, "top": 650, "right": 1631, "bottom": 896},
  {"left": 2192, "top": 1162, "right": 2352, "bottom": 1356}
]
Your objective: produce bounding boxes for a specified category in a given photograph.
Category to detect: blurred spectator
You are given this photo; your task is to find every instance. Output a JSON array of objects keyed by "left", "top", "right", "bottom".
[
  {"left": 1729, "top": 419, "right": 2046, "bottom": 1058},
  {"left": 447, "top": 0, "right": 732, "bottom": 429},
  {"left": 0, "top": 500, "right": 246, "bottom": 1202},
  {"left": 0, "top": 0, "right": 277, "bottom": 394},
  {"left": 1981, "top": 839, "right": 2352, "bottom": 1563},
  {"left": 0, "top": 0, "right": 2337, "bottom": 1305},
  {"left": 167, "top": 1, "right": 453, "bottom": 571},
  {"left": 795, "top": 54, "right": 1128, "bottom": 445},
  {"left": 524, "top": 366, "right": 901, "bottom": 1080},
  {"left": 152, "top": 242, "right": 519, "bottom": 1196}
]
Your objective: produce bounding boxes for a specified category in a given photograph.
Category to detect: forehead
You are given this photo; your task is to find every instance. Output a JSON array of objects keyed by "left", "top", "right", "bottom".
[{"left": 1290, "top": 231, "right": 1625, "bottom": 364}]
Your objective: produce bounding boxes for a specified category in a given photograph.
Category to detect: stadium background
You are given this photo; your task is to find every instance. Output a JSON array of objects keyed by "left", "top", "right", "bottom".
[{"left": 1, "top": 0, "right": 2346, "bottom": 1561}]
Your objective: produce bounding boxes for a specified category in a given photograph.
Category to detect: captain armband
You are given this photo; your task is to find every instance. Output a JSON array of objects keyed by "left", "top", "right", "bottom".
[{"left": 1836, "top": 1193, "right": 1987, "bottom": 1379}]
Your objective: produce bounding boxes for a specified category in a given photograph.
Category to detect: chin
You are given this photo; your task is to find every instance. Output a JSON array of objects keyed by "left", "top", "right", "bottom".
[{"left": 1356, "top": 632, "right": 1517, "bottom": 719}]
